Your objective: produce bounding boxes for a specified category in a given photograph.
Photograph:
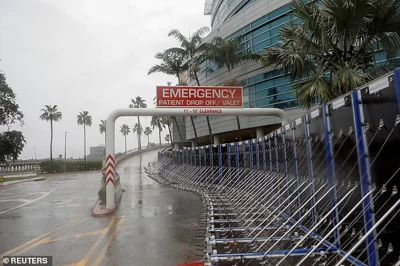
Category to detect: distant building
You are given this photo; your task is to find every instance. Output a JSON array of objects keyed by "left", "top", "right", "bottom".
[{"left": 89, "top": 145, "right": 106, "bottom": 158}]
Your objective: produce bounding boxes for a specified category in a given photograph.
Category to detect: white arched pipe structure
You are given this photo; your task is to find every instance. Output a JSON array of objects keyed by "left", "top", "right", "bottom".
[{"left": 105, "top": 108, "right": 289, "bottom": 209}]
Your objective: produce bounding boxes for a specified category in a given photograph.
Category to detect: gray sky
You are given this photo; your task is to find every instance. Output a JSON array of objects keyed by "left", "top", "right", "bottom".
[{"left": 0, "top": 0, "right": 210, "bottom": 159}]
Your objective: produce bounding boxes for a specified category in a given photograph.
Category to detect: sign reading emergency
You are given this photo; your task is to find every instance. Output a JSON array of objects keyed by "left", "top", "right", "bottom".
[{"left": 156, "top": 86, "right": 243, "bottom": 108}]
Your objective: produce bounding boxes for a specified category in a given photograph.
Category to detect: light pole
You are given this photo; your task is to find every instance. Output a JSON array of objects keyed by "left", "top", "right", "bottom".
[{"left": 64, "top": 132, "right": 69, "bottom": 172}]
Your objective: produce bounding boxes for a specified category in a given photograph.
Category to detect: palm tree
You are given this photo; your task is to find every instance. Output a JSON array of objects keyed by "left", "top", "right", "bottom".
[
  {"left": 148, "top": 50, "right": 190, "bottom": 83},
  {"left": 205, "top": 36, "right": 262, "bottom": 81},
  {"left": 129, "top": 96, "right": 147, "bottom": 150},
  {"left": 144, "top": 126, "right": 153, "bottom": 148},
  {"left": 132, "top": 123, "right": 143, "bottom": 149},
  {"left": 99, "top": 119, "right": 106, "bottom": 144},
  {"left": 165, "top": 26, "right": 210, "bottom": 85},
  {"left": 165, "top": 134, "right": 171, "bottom": 144},
  {"left": 151, "top": 116, "right": 165, "bottom": 145},
  {"left": 262, "top": 0, "right": 400, "bottom": 109},
  {"left": 40, "top": 105, "right": 62, "bottom": 160},
  {"left": 204, "top": 37, "right": 261, "bottom": 140},
  {"left": 120, "top": 124, "right": 130, "bottom": 152},
  {"left": 77, "top": 111, "right": 92, "bottom": 167}
]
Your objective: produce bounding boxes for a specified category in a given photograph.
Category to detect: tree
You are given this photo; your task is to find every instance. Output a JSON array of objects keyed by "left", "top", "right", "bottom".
[
  {"left": 132, "top": 123, "right": 143, "bottom": 149},
  {"left": 165, "top": 26, "right": 210, "bottom": 86},
  {"left": 262, "top": 0, "right": 400, "bottom": 109},
  {"left": 0, "top": 70, "right": 25, "bottom": 163},
  {"left": 151, "top": 116, "right": 165, "bottom": 145},
  {"left": 148, "top": 50, "right": 189, "bottom": 82},
  {"left": 99, "top": 119, "right": 106, "bottom": 144},
  {"left": 120, "top": 124, "right": 130, "bottom": 152},
  {"left": 205, "top": 36, "right": 262, "bottom": 81},
  {"left": 144, "top": 126, "right": 153, "bottom": 147},
  {"left": 39, "top": 105, "right": 62, "bottom": 160},
  {"left": 165, "top": 134, "right": 171, "bottom": 144},
  {"left": 129, "top": 96, "right": 147, "bottom": 151},
  {"left": 77, "top": 111, "right": 92, "bottom": 167}
]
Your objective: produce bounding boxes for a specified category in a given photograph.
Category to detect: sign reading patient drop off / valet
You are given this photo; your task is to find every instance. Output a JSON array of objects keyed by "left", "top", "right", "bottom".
[{"left": 156, "top": 86, "right": 243, "bottom": 108}]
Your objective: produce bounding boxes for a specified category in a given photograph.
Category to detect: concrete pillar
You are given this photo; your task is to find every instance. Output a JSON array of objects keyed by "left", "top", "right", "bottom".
[
  {"left": 256, "top": 127, "right": 264, "bottom": 139},
  {"left": 192, "top": 140, "right": 197, "bottom": 148},
  {"left": 213, "top": 135, "right": 221, "bottom": 145},
  {"left": 174, "top": 143, "right": 180, "bottom": 150}
]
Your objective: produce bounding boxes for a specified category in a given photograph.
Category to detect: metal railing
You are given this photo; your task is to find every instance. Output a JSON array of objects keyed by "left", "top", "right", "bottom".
[{"left": 151, "top": 69, "right": 400, "bottom": 266}]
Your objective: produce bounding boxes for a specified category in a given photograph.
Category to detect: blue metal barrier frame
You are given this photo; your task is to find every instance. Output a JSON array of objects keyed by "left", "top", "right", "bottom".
[
  {"left": 256, "top": 138, "right": 260, "bottom": 170},
  {"left": 304, "top": 113, "right": 316, "bottom": 226},
  {"left": 268, "top": 135, "right": 273, "bottom": 172},
  {"left": 290, "top": 121, "right": 301, "bottom": 220},
  {"left": 249, "top": 139, "right": 253, "bottom": 170},
  {"left": 235, "top": 142, "right": 239, "bottom": 186},
  {"left": 218, "top": 144, "right": 222, "bottom": 184},
  {"left": 395, "top": 69, "right": 400, "bottom": 112},
  {"left": 322, "top": 104, "right": 340, "bottom": 247},
  {"left": 351, "top": 90, "right": 378, "bottom": 266},
  {"left": 262, "top": 137, "right": 267, "bottom": 171}
]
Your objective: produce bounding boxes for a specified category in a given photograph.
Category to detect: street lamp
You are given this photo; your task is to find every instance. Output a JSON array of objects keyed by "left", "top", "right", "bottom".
[{"left": 64, "top": 132, "right": 69, "bottom": 172}]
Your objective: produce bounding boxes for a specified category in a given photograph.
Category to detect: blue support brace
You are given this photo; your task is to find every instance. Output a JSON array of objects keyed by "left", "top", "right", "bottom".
[
  {"left": 273, "top": 132, "right": 279, "bottom": 172},
  {"left": 351, "top": 90, "right": 378, "bottom": 266},
  {"left": 290, "top": 121, "right": 301, "bottom": 220},
  {"left": 194, "top": 149, "right": 197, "bottom": 166},
  {"left": 178, "top": 150, "right": 181, "bottom": 166},
  {"left": 218, "top": 144, "right": 222, "bottom": 184},
  {"left": 322, "top": 104, "right": 340, "bottom": 247},
  {"left": 395, "top": 69, "right": 400, "bottom": 112},
  {"left": 210, "top": 144, "right": 213, "bottom": 168},
  {"left": 203, "top": 148, "right": 207, "bottom": 167},
  {"left": 227, "top": 144, "right": 231, "bottom": 181},
  {"left": 256, "top": 138, "right": 260, "bottom": 170},
  {"left": 249, "top": 139, "right": 253, "bottom": 170},
  {"left": 304, "top": 114, "right": 316, "bottom": 226},
  {"left": 235, "top": 142, "right": 239, "bottom": 186},
  {"left": 280, "top": 128, "right": 289, "bottom": 207},
  {"left": 268, "top": 135, "right": 273, "bottom": 172},
  {"left": 262, "top": 137, "right": 267, "bottom": 171}
]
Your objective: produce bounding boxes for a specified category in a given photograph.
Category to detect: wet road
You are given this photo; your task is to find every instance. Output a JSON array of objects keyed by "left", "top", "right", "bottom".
[{"left": 0, "top": 150, "right": 203, "bottom": 266}]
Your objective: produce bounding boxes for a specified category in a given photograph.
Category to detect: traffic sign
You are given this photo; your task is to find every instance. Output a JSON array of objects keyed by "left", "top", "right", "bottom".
[{"left": 156, "top": 86, "right": 243, "bottom": 108}]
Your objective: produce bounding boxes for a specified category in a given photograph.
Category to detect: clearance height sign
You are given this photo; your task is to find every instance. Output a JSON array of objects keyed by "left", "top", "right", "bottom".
[{"left": 156, "top": 86, "right": 243, "bottom": 108}]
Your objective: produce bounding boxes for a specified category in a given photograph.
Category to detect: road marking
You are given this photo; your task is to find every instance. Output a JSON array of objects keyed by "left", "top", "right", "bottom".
[
  {"left": 1, "top": 218, "right": 85, "bottom": 257},
  {"left": 91, "top": 217, "right": 125, "bottom": 266},
  {"left": 0, "top": 190, "right": 54, "bottom": 216},
  {"left": 76, "top": 216, "right": 116, "bottom": 266},
  {"left": 41, "top": 230, "right": 103, "bottom": 244}
]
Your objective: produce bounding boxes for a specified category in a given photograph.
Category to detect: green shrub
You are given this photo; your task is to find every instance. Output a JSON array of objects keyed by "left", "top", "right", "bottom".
[
  {"left": 65, "top": 161, "right": 102, "bottom": 172},
  {"left": 39, "top": 160, "right": 63, "bottom": 173}
]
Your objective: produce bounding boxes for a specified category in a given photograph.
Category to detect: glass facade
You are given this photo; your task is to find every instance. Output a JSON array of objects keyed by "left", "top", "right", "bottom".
[
  {"left": 211, "top": 0, "right": 259, "bottom": 29},
  {"left": 205, "top": 2, "right": 400, "bottom": 111}
]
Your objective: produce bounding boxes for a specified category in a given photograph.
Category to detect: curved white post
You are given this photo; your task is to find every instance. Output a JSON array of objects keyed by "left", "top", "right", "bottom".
[{"left": 105, "top": 107, "right": 289, "bottom": 209}]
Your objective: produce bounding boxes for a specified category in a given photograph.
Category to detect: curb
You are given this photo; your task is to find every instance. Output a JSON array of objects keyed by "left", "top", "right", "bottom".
[
  {"left": 0, "top": 179, "right": 37, "bottom": 190},
  {"left": 91, "top": 188, "right": 123, "bottom": 218}
]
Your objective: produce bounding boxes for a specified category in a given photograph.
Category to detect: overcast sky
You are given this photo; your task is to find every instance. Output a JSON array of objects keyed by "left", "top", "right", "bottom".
[{"left": 0, "top": 0, "right": 210, "bottom": 160}]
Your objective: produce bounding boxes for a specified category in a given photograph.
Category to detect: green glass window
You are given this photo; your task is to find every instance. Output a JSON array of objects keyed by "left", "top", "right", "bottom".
[
  {"left": 256, "top": 98, "right": 271, "bottom": 107},
  {"left": 256, "top": 80, "right": 273, "bottom": 90},
  {"left": 270, "top": 16, "right": 289, "bottom": 28},
  {"left": 252, "top": 24, "right": 270, "bottom": 37},
  {"left": 253, "top": 39, "right": 272, "bottom": 52},
  {"left": 253, "top": 32, "right": 271, "bottom": 44},
  {"left": 243, "top": 87, "right": 250, "bottom": 95},
  {"left": 243, "top": 95, "right": 250, "bottom": 102},
  {"left": 249, "top": 85, "right": 255, "bottom": 93},
  {"left": 255, "top": 89, "right": 269, "bottom": 98}
]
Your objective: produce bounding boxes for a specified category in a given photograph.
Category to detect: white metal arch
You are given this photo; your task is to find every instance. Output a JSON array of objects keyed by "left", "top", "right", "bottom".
[{"left": 104, "top": 108, "right": 289, "bottom": 209}]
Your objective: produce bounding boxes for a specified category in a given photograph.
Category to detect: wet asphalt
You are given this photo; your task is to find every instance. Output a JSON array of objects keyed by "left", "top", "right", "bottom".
[{"left": 0, "top": 150, "right": 203, "bottom": 266}]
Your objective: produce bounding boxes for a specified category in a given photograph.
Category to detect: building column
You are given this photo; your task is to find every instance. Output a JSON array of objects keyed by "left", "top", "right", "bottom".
[
  {"left": 192, "top": 140, "right": 197, "bottom": 148},
  {"left": 213, "top": 135, "right": 221, "bottom": 145},
  {"left": 174, "top": 143, "right": 180, "bottom": 150},
  {"left": 256, "top": 127, "right": 264, "bottom": 139}
]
